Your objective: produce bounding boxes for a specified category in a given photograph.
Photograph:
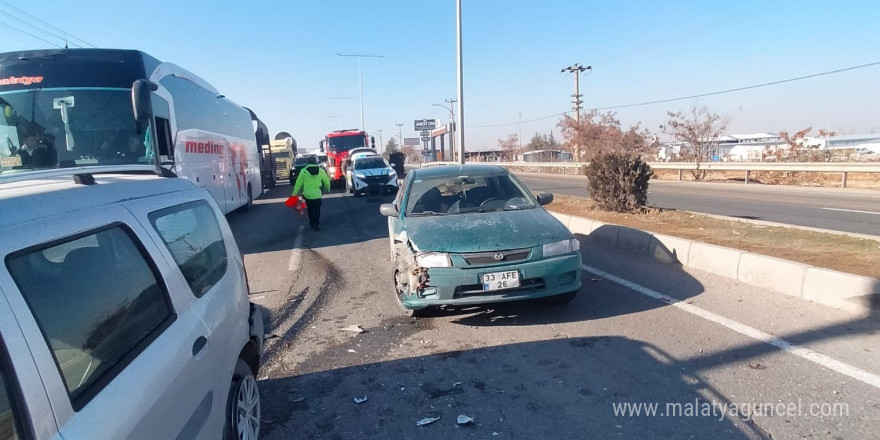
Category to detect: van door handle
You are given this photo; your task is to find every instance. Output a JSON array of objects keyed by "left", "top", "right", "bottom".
[{"left": 192, "top": 336, "right": 208, "bottom": 356}]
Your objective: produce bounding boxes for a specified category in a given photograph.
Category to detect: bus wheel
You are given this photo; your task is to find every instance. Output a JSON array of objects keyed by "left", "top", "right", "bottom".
[{"left": 243, "top": 184, "right": 253, "bottom": 211}]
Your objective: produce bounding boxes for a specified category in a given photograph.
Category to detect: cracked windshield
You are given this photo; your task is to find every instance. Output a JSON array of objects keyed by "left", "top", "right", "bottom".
[{"left": 1, "top": 1, "right": 878, "bottom": 439}]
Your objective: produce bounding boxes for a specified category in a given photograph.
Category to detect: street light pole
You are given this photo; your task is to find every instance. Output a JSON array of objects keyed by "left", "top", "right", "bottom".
[
  {"left": 337, "top": 53, "right": 383, "bottom": 130},
  {"left": 396, "top": 123, "right": 403, "bottom": 149},
  {"left": 455, "top": 0, "right": 465, "bottom": 164},
  {"left": 433, "top": 100, "right": 456, "bottom": 161}
]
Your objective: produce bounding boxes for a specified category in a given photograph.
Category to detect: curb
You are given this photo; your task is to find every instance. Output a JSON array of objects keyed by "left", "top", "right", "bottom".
[{"left": 550, "top": 211, "right": 880, "bottom": 315}]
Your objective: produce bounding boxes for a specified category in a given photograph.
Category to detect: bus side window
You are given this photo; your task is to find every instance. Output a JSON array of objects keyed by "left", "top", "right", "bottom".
[{"left": 156, "top": 117, "right": 173, "bottom": 158}]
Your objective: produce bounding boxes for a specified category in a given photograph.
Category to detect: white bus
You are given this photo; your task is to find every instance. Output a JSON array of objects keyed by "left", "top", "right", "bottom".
[{"left": 0, "top": 48, "right": 265, "bottom": 213}]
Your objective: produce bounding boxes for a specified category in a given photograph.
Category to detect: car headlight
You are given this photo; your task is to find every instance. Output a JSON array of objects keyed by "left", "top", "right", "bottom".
[
  {"left": 415, "top": 252, "right": 451, "bottom": 268},
  {"left": 354, "top": 172, "right": 366, "bottom": 179},
  {"left": 542, "top": 238, "right": 580, "bottom": 257}
]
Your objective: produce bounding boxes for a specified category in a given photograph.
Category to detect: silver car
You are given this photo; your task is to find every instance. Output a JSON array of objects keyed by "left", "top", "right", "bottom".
[{"left": 0, "top": 169, "right": 263, "bottom": 439}]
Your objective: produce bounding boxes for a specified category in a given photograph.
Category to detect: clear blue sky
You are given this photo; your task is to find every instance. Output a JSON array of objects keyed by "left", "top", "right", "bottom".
[{"left": 3, "top": 0, "right": 879, "bottom": 151}]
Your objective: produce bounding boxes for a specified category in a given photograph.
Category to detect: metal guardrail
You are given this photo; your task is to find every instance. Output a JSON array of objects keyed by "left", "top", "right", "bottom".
[{"left": 417, "top": 161, "right": 880, "bottom": 187}]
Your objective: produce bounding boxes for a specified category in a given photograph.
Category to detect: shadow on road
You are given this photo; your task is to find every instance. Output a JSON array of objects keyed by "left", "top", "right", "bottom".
[
  {"left": 227, "top": 185, "right": 392, "bottom": 254},
  {"left": 259, "top": 337, "right": 769, "bottom": 439}
]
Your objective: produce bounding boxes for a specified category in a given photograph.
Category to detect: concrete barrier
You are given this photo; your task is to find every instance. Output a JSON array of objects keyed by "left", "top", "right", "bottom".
[{"left": 556, "top": 211, "right": 880, "bottom": 315}]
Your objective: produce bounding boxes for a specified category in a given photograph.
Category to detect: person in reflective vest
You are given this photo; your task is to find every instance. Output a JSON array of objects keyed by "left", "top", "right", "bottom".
[{"left": 292, "top": 156, "right": 330, "bottom": 231}]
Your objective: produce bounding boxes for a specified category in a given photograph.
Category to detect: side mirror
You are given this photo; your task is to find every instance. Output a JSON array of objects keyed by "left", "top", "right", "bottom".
[
  {"left": 132, "top": 79, "right": 157, "bottom": 133},
  {"left": 379, "top": 203, "right": 399, "bottom": 217},
  {"left": 536, "top": 192, "right": 554, "bottom": 206}
]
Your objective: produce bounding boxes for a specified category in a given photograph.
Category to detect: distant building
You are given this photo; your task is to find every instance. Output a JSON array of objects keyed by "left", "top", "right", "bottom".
[{"left": 521, "top": 150, "right": 572, "bottom": 162}]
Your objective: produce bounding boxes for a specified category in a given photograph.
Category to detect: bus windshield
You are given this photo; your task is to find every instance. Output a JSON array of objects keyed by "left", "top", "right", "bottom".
[
  {"left": 0, "top": 88, "right": 150, "bottom": 174},
  {"left": 327, "top": 134, "right": 366, "bottom": 153}
]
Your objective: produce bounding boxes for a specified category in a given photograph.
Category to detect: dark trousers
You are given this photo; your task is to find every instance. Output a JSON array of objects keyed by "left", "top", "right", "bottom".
[{"left": 305, "top": 197, "right": 322, "bottom": 227}]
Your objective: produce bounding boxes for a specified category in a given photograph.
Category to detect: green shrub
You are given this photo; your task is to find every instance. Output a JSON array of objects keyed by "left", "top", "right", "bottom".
[{"left": 585, "top": 152, "right": 653, "bottom": 212}]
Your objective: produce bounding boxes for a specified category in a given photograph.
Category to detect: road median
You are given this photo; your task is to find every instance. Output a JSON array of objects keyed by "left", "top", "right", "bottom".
[{"left": 550, "top": 209, "right": 880, "bottom": 315}]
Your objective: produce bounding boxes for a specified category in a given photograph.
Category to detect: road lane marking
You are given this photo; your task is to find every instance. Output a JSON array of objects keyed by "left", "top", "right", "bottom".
[
  {"left": 581, "top": 264, "right": 880, "bottom": 390},
  {"left": 822, "top": 207, "right": 880, "bottom": 215},
  {"left": 288, "top": 226, "right": 305, "bottom": 271}
]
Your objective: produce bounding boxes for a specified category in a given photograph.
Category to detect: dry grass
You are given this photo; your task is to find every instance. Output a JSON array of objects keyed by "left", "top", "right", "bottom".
[{"left": 548, "top": 194, "right": 880, "bottom": 279}]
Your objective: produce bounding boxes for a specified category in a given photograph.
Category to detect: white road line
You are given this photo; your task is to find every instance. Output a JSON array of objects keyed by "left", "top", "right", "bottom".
[
  {"left": 288, "top": 226, "right": 305, "bottom": 271},
  {"left": 582, "top": 264, "right": 880, "bottom": 391},
  {"left": 822, "top": 207, "right": 880, "bottom": 215}
]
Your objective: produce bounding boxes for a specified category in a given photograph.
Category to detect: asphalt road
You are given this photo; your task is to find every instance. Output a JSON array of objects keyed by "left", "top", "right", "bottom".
[
  {"left": 226, "top": 184, "right": 880, "bottom": 439},
  {"left": 515, "top": 173, "right": 880, "bottom": 236}
]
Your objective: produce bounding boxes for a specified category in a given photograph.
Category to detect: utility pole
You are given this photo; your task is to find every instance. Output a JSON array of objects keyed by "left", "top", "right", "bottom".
[
  {"left": 561, "top": 63, "right": 591, "bottom": 160},
  {"left": 561, "top": 63, "right": 591, "bottom": 123},
  {"left": 518, "top": 112, "right": 522, "bottom": 150},
  {"left": 377, "top": 129, "right": 384, "bottom": 150},
  {"left": 396, "top": 123, "right": 404, "bottom": 150}
]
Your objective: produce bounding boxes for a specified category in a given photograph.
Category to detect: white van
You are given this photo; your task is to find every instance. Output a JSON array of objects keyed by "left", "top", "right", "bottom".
[{"left": 0, "top": 169, "right": 264, "bottom": 439}]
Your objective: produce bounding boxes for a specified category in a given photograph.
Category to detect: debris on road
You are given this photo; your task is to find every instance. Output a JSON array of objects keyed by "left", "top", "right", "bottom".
[
  {"left": 416, "top": 416, "right": 441, "bottom": 426},
  {"left": 340, "top": 325, "right": 366, "bottom": 333},
  {"left": 748, "top": 362, "right": 767, "bottom": 370},
  {"left": 456, "top": 415, "right": 474, "bottom": 425},
  {"left": 347, "top": 349, "right": 357, "bottom": 353},
  {"left": 354, "top": 395, "right": 368, "bottom": 404}
]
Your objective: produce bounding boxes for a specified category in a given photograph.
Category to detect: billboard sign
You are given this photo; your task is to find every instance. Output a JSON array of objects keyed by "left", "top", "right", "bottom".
[{"left": 414, "top": 119, "right": 436, "bottom": 131}]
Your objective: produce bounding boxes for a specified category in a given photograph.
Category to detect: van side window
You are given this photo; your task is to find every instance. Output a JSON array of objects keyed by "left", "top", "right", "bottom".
[
  {"left": 149, "top": 201, "right": 228, "bottom": 298},
  {"left": 5, "top": 226, "right": 174, "bottom": 411},
  {"left": 0, "top": 342, "right": 26, "bottom": 440}
]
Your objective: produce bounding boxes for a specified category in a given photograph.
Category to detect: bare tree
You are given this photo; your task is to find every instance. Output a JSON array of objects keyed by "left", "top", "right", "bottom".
[
  {"left": 776, "top": 127, "right": 828, "bottom": 162},
  {"left": 497, "top": 134, "right": 520, "bottom": 161},
  {"left": 558, "top": 110, "right": 652, "bottom": 161},
  {"left": 662, "top": 106, "right": 729, "bottom": 180}
]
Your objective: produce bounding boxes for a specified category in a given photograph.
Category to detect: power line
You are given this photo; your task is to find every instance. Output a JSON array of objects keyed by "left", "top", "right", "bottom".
[
  {"left": 0, "top": 10, "right": 84, "bottom": 48},
  {"left": 469, "top": 61, "right": 880, "bottom": 128},
  {"left": 0, "top": 0, "right": 96, "bottom": 48},
  {"left": 0, "top": 20, "right": 63, "bottom": 48}
]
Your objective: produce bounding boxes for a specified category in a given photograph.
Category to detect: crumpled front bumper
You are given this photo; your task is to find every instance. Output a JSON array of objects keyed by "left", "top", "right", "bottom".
[{"left": 400, "top": 252, "right": 582, "bottom": 309}]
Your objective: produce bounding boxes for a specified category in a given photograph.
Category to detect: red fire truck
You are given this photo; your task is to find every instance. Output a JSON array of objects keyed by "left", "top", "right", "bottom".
[{"left": 320, "top": 129, "right": 375, "bottom": 187}]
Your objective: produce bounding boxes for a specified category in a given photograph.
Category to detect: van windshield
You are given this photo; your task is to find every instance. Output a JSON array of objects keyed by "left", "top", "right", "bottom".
[{"left": 0, "top": 88, "right": 149, "bottom": 176}]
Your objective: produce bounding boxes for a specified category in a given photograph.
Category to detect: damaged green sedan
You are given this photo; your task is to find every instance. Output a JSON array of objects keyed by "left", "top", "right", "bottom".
[{"left": 379, "top": 164, "right": 582, "bottom": 317}]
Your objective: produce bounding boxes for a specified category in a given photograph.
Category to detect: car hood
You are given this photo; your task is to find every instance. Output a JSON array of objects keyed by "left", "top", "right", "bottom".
[{"left": 403, "top": 208, "right": 571, "bottom": 253}]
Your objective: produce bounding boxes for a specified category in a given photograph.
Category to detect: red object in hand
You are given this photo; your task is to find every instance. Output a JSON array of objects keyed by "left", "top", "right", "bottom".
[{"left": 286, "top": 196, "right": 306, "bottom": 215}]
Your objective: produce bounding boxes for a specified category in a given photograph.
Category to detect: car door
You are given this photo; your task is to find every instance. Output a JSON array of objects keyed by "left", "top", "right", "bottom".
[
  {"left": 0, "top": 289, "right": 59, "bottom": 440},
  {"left": 0, "top": 204, "right": 216, "bottom": 440},
  {"left": 128, "top": 191, "right": 250, "bottom": 438}
]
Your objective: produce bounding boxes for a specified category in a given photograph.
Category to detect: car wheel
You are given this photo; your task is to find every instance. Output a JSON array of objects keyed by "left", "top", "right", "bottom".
[
  {"left": 392, "top": 265, "right": 428, "bottom": 317},
  {"left": 545, "top": 290, "right": 578, "bottom": 305},
  {"left": 223, "top": 359, "right": 260, "bottom": 440}
]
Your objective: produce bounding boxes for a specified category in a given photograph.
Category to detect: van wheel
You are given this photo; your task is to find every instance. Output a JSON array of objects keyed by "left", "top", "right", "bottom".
[{"left": 223, "top": 359, "right": 260, "bottom": 440}]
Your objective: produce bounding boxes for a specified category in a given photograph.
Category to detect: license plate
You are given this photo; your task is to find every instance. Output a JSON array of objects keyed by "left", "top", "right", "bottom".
[{"left": 482, "top": 270, "right": 520, "bottom": 291}]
